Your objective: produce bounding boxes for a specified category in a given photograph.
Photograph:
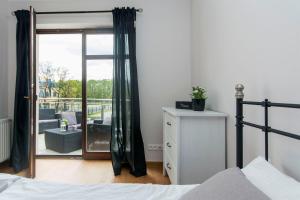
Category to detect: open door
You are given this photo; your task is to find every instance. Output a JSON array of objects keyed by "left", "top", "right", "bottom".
[{"left": 28, "top": 6, "right": 37, "bottom": 178}]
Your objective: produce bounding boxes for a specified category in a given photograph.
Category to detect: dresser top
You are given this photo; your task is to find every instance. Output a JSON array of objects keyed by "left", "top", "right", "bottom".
[{"left": 162, "top": 107, "right": 227, "bottom": 117}]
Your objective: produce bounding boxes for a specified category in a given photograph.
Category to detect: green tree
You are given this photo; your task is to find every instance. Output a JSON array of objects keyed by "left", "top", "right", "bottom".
[
  {"left": 39, "top": 62, "right": 113, "bottom": 100},
  {"left": 57, "top": 80, "right": 82, "bottom": 98},
  {"left": 87, "top": 79, "right": 113, "bottom": 99}
]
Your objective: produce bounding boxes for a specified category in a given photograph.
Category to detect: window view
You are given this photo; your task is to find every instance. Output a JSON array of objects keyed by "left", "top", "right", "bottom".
[
  {"left": 37, "top": 32, "right": 113, "bottom": 156},
  {"left": 86, "top": 34, "right": 113, "bottom": 55},
  {"left": 37, "top": 34, "right": 83, "bottom": 156}
]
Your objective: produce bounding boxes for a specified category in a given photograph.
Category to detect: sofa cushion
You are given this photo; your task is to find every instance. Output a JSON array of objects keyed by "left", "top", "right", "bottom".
[
  {"left": 103, "top": 116, "right": 111, "bottom": 125},
  {"left": 39, "top": 109, "right": 56, "bottom": 120},
  {"left": 38, "top": 119, "right": 60, "bottom": 134},
  {"left": 61, "top": 112, "right": 77, "bottom": 125}
]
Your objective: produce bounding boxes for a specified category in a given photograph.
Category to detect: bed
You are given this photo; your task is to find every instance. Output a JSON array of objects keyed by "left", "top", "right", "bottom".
[{"left": 0, "top": 84, "right": 300, "bottom": 200}]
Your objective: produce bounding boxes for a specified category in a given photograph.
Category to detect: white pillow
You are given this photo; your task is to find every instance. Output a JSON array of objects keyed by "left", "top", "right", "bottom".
[
  {"left": 242, "top": 157, "right": 300, "bottom": 200},
  {"left": 103, "top": 116, "right": 111, "bottom": 125},
  {"left": 61, "top": 112, "right": 77, "bottom": 125}
]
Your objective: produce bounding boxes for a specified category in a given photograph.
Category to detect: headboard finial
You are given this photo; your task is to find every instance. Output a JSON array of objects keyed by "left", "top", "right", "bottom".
[{"left": 235, "top": 84, "right": 244, "bottom": 99}]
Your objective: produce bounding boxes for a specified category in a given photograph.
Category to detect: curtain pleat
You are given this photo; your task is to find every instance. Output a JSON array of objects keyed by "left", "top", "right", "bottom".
[
  {"left": 10, "top": 10, "right": 30, "bottom": 173},
  {"left": 111, "top": 7, "right": 147, "bottom": 177}
]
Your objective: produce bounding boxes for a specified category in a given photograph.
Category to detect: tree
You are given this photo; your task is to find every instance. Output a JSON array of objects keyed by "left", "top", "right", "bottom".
[
  {"left": 55, "top": 67, "right": 70, "bottom": 98},
  {"left": 39, "top": 62, "right": 56, "bottom": 97},
  {"left": 39, "top": 62, "right": 113, "bottom": 107},
  {"left": 57, "top": 80, "right": 82, "bottom": 98},
  {"left": 87, "top": 79, "right": 112, "bottom": 99}
]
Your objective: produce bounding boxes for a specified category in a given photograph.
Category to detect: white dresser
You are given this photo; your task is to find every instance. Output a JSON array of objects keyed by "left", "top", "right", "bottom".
[{"left": 162, "top": 107, "right": 227, "bottom": 185}]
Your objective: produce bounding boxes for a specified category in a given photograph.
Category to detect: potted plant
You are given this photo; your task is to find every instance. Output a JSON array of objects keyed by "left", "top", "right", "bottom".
[
  {"left": 61, "top": 119, "right": 69, "bottom": 131},
  {"left": 191, "top": 86, "right": 207, "bottom": 111}
]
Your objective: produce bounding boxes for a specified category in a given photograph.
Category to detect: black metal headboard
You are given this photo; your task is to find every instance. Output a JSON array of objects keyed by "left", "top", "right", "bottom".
[{"left": 235, "top": 84, "right": 300, "bottom": 168}]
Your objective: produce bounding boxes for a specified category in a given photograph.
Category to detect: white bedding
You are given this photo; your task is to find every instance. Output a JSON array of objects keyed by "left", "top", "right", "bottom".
[
  {"left": 0, "top": 173, "right": 197, "bottom": 200},
  {"left": 2, "top": 157, "right": 300, "bottom": 200}
]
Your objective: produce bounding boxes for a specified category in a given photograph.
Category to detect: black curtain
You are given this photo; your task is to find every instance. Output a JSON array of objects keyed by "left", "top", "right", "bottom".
[
  {"left": 111, "top": 7, "right": 147, "bottom": 177},
  {"left": 10, "top": 10, "right": 30, "bottom": 173}
]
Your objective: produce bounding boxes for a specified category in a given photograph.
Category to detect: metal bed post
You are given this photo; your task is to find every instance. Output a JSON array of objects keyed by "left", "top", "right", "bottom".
[
  {"left": 235, "top": 84, "right": 244, "bottom": 168},
  {"left": 235, "top": 84, "right": 300, "bottom": 168}
]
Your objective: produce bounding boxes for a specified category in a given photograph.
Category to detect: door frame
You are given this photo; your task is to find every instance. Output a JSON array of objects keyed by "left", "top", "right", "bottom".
[
  {"left": 29, "top": 6, "right": 37, "bottom": 178},
  {"left": 35, "top": 28, "right": 113, "bottom": 160}
]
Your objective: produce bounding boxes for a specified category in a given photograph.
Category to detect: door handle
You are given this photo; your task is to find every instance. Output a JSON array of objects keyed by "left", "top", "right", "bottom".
[
  {"left": 166, "top": 163, "right": 171, "bottom": 170},
  {"left": 24, "top": 95, "right": 37, "bottom": 101},
  {"left": 166, "top": 142, "right": 172, "bottom": 148},
  {"left": 166, "top": 122, "right": 171, "bottom": 126}
]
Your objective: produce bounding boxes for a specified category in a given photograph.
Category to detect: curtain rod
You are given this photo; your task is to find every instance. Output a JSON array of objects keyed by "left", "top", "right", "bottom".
[{"left": 11, "top": 8, "right": 143, "bottom": 16}]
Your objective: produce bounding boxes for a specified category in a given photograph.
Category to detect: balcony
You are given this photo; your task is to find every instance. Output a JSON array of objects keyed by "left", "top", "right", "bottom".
[{"left": 37, "top": 97, "right": 112, "bottom": 156}]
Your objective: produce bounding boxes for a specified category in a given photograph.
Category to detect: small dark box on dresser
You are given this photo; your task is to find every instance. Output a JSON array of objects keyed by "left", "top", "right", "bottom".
[{"left": 175, "top": 101, "right": 192, "bottom": 109}]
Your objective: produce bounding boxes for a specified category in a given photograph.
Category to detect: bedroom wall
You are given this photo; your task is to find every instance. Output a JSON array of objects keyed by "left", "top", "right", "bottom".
[
  {"left": 192, "top": 0, "right": 300, "bottom": 180},
  {"left": 7, "top": 0, "right": 192, "bottom": 161},
  {"left": 0, "top": 0, "right": 9, "bottom": 119}
]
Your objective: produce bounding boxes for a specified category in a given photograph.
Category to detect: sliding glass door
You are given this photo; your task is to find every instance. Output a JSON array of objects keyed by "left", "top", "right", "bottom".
[
  {"left": 36, "top": 29, "right": 113, "bottom": 159},
  {"left": 83, "top": 30, "right": 113, "bottom": 159}
]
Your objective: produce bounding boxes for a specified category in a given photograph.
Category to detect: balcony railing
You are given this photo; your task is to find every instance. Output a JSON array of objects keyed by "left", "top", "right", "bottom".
[
  {"left": 39, "top": 97, "right": 112, "bottom": 120},
  {"left": 38, "top": 97, "right": 112, "bottom": 155}
]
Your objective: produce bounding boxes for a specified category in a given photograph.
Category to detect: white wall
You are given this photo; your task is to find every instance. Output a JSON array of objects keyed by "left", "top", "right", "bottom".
[
  {"left": 7, "top": 0, "right": 192, "bottom": 161},
  {"left": 192, "top": 0, "right": 300, "bottom": 180},
  {"left": 0, "top": 0, "right": 9, "bottom": 118}
]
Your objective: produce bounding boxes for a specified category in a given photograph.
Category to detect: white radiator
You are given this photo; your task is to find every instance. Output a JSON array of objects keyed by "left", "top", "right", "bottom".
[{"left": 0, "top": 118, "right": 12, "bottom": 163}]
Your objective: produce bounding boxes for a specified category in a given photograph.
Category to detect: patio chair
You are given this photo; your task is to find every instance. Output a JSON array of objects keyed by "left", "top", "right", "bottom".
[
  {"left": 56, "top": 111, "right": 82, "bottom": 129},
  {"left": 38, "top": 109, "right": 60, "bottom": 134},
  {"left": 87, "top": 117, "right": 111, "bottom": 151}
]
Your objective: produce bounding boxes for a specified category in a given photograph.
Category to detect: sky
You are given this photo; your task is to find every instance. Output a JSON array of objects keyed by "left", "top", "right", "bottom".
[{"left": 38, "top": 34, "right": 113, "bottom": 81}]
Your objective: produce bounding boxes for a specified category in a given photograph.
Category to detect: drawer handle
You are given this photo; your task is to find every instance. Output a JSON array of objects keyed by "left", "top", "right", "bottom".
[
  {"left": 166, "top": 122, "right": 172, "bottom": 126},
  {"left": 166, "top": 163, "right": 172, "bottom": 170},
  {"left": 166, "top": 142, "right": 172, "bottom": 148}
]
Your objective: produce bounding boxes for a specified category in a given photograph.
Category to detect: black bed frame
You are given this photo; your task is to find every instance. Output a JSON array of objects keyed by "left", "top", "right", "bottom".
[{"left": 235, "top": 84, "right": 300, "bottom": 168}]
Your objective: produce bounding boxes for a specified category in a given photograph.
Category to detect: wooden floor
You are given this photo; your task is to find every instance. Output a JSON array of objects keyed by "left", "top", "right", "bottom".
[
  {"left": 0, "top": 161, "right": 27, "bottom": 177},
  {"left": 1, "top": 158, "right": 170, "bottom": 185}
]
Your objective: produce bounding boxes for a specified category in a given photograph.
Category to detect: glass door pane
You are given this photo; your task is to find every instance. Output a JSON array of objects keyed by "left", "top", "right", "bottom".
[
  {"left": 86, "top": 34, "right": 113, "bottom": 55},
  {"left": 86, "top": 60, "right": 113, "bottom": 152},
  {"left": 37, "top": 34, "right": 82, "bottom": 156}
]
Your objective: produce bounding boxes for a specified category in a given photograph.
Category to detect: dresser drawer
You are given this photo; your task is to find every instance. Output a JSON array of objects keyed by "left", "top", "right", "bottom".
[
  {"left": 165, "top": 154, "right": 177, "bottom": 184},
  {"left": 165, "top": 135, "right": 177, "bottom": 164},
  {"left": 164, "top": 112, "right": 177, "bottom": 144}
]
